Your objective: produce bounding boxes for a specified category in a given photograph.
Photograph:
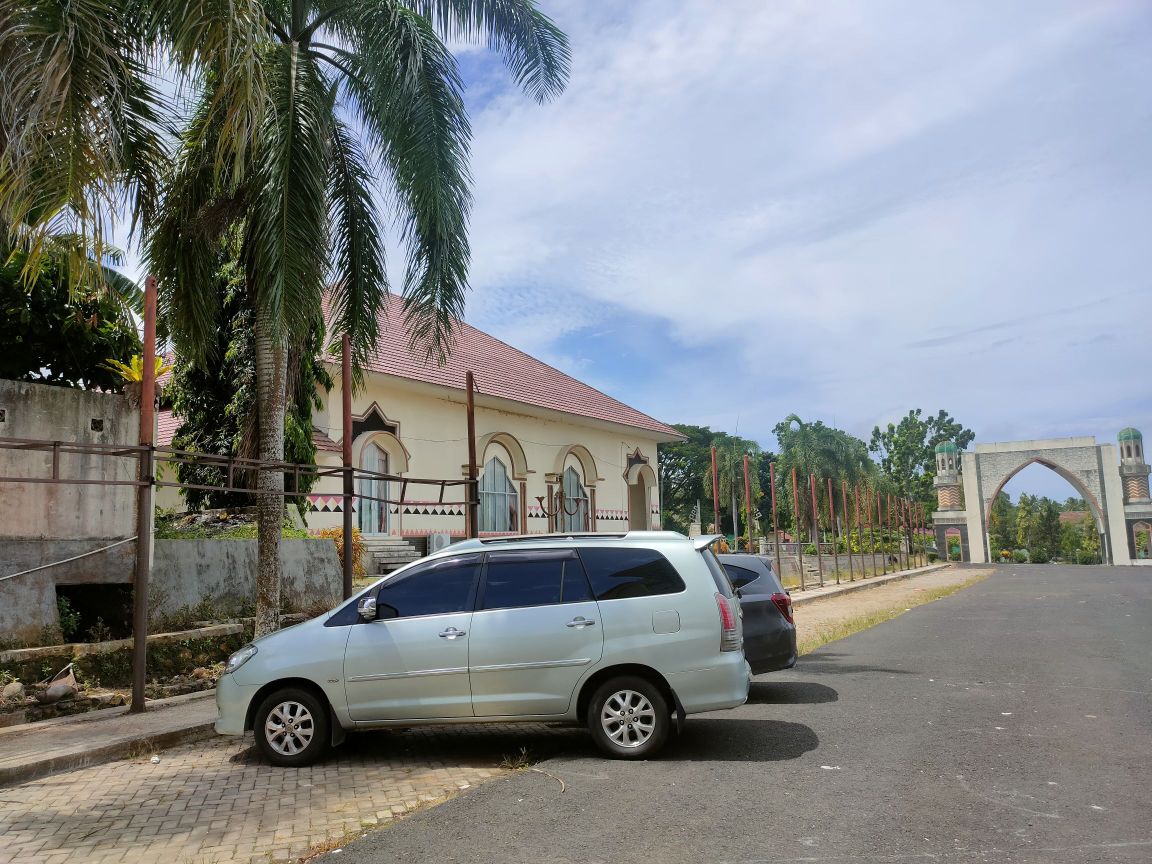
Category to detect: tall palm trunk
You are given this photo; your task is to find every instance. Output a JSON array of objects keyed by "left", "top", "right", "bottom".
[{"left": 254, "top": 314, "right": 288, "bottom": 637}]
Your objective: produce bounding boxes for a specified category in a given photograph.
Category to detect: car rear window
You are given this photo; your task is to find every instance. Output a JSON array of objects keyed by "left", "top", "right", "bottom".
[
  {"left": 722, "top": 563, "right": 760, "bottom": 590},
  {"left": 577, "top": 547, "right": 686, "bottom": 600}
]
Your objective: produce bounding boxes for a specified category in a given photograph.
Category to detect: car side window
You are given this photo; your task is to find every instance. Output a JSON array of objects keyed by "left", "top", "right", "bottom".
[
  {"left": 375, "top": 556, "right": 481, "bottom": 619},
  {"left": 722, "top": 563, "right": 760, "bottom": 590},
  {"left": 480, "top": 550, "right": 591, "bottom": 610},
  {"left": 578, "top": 547, "right": 686, "bottom": 601}
]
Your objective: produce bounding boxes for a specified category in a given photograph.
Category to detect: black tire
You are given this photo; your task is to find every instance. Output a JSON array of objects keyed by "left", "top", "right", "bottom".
[
  {"left": 587, "top": 676, "right": 671, "bottom": 759},
  {"left": 253, "top": 687, "right": 331, "bottom": 767}
]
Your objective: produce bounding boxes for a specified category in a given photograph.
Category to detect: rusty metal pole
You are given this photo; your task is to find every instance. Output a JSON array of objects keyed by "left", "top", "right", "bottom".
[
  {"left": 130, "top": 276, "right": 157, "bottom": 714},
  {"left": 341, "top": 335, "right": 354, "bottom": 599},
  {"left": 742, "top": 454, "right": 753, "bottom": 553},
  {"left": 770, "top": 462, "right": 782, "bottom": 581},
  {"left": 710, "top": 446, "right": 721, "bottom": 539},
  {"left": 842, "top": 480, "right": 853, "bottom": 582},
  {"left": 827, "top": 476, "right": 840, "bottom": 584},
  {"left": 791, "top": 468, "right": 805, "bottom": 590},
  {"left": 866, "top": 488, "right": 875, "bottom": 576},
  {"left": 466, "top": 372, "right": 479, "bottom": 539},
  {"left": 810, "top": 474, "right": 823, "bottom": 587}
]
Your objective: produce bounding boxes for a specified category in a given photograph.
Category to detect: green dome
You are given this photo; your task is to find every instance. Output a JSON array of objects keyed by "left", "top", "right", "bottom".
[
  {"left": 1118, "top": 427, "right": 1143, "bottom": 442},
  {"left": 935, "top": 441, "right": 959, "bottom": 454}
]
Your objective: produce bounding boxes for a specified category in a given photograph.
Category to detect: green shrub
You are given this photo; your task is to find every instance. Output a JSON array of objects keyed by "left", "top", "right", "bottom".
[
  {"left": 1030, "top": 550, "right": 1050, "bottom": 564},
  {"left": 1012, "top": 549, "right": 1029, "bottom": 564},
  {"left": 1076, "top": 550, "right": 1098, "bottom": 565},
  {"left": 56, "top": 597, "right": 82, "bottom": 642},
  {"left": 803, "top": 544, "right": 817, "bottom": 555},
  {"left": 948, "top": 551, "right": 961, "bottom": 561},
  {"left": 927, "top": 551, "right": 938, "bottom": 563}
]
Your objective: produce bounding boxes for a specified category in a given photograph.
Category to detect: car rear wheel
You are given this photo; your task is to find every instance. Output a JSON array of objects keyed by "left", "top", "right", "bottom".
[
  {"left": 587, "top": 676, "right": 670, "bottom": 759},
  {"left": 254, "top": 687, "right": 331, "bottom": 767}
]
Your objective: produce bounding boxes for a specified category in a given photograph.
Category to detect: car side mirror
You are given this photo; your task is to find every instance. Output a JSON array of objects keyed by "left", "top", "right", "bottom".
[{"left": 357, "top": 596, "right": 378, "bottom": 622}]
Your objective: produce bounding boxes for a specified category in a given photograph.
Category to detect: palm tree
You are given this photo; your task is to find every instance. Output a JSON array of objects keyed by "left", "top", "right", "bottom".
[
  {"left": 0, "top": 0, "right": 269, "bottom": 276},
  {"left": 149, "top": 1, "right": 569, "bottom": 636},
  {"left": 773, "top": 414, "right": 876, "bottom": 542}
]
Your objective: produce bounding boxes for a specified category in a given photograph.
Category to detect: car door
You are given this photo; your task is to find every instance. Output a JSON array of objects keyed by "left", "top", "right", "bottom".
[
  {"left": 468, "top": 549, "right": 604, "bottom": 716},
  {"left": 343, "top": 554, "right": 482, "bottom": 722}
]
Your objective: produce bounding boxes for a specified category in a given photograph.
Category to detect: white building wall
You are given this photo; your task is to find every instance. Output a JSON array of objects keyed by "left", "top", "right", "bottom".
[{"left": 307, "top": 371, "right": 666, "bottom": 537}]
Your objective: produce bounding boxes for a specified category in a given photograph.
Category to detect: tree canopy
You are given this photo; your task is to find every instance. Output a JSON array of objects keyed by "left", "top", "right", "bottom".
[
  {"left": 869, "top": 408, "right": 975, "bottom": 509},
  {"left": 0, "top": 235, "right": 141, "bottom": 390}
]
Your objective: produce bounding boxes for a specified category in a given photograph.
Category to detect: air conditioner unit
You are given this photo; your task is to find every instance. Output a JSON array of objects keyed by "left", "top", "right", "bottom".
[{"left": 427, "top": 532, "right": 452, "bottom": 554}]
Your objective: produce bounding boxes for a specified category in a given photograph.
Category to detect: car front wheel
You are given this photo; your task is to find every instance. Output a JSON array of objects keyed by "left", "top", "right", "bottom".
[
  {"left": 253, "top": 687, "right": 331, "bottom": 767},
  {"left": 587, "top": 676, "right": 671, "bottom": 759}
]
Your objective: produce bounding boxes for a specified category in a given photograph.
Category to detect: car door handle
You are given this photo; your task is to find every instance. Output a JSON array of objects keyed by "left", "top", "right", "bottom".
[
  {"left": 565, "top": 617, "right": 596, "bottom": 628},
  {"left": 439, "top": 627, "right": 466, "bottom": 639}
]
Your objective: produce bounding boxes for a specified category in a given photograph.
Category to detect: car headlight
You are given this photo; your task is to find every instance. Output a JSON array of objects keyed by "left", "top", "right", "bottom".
[{"left": 225, "top": 644, "right": 258, "bottom": 675}]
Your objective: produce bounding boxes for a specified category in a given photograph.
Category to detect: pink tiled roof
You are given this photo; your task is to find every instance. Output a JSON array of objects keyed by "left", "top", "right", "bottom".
[
  {"left": 156, "top": 409, "right": 180, "bottom": 446},
  {"left": 343, "top": 295, "right": 682, "bottom": 440}
]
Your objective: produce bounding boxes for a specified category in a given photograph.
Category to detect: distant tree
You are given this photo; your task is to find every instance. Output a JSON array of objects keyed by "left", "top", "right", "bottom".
[
  {"left": 1, "top": 233, "right": 141, "bottom": 390},
  {"left": 988, "top": 491, "right": 1015, "bottom": 554},
  {"left": 869, "top": 408, "right": 975, "bottom": 512},
  {"left": 1059, "top": 496, "right": 1088, "bottom": 512},
  {"left": 774, "top": 414, "right": 877, "bottom": 542},
  {"left": 699, "top": 432, "right": 762, "bottom": 535},
  {"left": 1031, "top": 499, "right": 1062, "bottom": 560},
  {"left": 1015, "top": 493, "right": 1037, "bottom": 550},
  {"left": 659, "top": 424, "right": 715, "bottom": 528}
]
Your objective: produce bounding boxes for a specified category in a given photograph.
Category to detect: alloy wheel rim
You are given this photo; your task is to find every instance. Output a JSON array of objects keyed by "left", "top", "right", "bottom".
[
  {"left": 265, "top": 700, "right": 315, "bottom": 756},
  {"left": 600, "top": 689, "right": 656, "bottom": 748}
]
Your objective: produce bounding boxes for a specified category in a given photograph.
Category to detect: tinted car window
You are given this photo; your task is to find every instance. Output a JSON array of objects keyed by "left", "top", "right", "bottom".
[
  {"left": 480, "top": 550, "right": 593, "bottom": 609},
  {"left": 722, "top": 563, "right": 760, "bottom": 590},
  {"left": 375, "top": 556, "right": 481, "bottom": 619},
  {"left": 578, "top": 547, "right": 685, "bottom": 601}
]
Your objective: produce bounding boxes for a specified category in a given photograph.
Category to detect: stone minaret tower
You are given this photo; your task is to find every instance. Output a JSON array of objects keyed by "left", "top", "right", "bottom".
[
  {"left": 1118, "top": 428, "right": 1150, "bottom": 503},
  {"left": 933, "top": 441, "right": 963, "bottom": 510}
]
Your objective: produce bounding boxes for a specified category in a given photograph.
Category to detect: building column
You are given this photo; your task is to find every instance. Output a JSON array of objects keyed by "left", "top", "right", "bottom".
[{"left": 589, "top": 487, "right": 598, "bottom": 533}]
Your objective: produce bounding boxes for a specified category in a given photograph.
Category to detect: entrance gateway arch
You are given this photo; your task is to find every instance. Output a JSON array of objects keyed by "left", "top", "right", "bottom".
[{"left": 931, "top": 429, "right": 1152, "bottom": 565}]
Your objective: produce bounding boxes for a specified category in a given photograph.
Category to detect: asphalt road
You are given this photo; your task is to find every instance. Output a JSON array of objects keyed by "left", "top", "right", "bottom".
[{"left": 336, "top": 565, "right": 1152, "bottom": 864}]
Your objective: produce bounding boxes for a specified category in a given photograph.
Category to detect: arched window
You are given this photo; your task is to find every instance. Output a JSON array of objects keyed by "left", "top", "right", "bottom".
[
  {"left": 561, "top": 465, "right": 589, "bottom": 532},
  {"left": 479, "top": 456, "right": 518, "bottom": 532}
]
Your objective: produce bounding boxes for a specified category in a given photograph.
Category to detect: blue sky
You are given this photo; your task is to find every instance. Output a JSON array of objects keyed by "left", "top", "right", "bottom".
[
  {"left": 451, "top": 0, "right": 1152, "bottom": 500},
  {"left": 119, "top": 0, "right": 1152, "bottom": 500}
]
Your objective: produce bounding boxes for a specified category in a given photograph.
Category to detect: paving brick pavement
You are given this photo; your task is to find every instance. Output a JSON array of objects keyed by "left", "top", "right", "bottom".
[{"left": 0, "top": 724, "right": 585, "bottom": 864}]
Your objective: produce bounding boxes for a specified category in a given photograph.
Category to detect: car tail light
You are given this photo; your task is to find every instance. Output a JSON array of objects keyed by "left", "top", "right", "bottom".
[
  {"left": 716, "top": 592, "right": 741, "bottom": 652},
  {"left": 771, "top": 592, "right": 794, "bottom": 624}
]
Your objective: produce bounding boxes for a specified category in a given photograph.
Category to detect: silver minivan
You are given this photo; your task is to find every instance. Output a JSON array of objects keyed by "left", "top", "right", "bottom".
[{"left": 216, "top": 532, "right": 749, "bottom": 763}]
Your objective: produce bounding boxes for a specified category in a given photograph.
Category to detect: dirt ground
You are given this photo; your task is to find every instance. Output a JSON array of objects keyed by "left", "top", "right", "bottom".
[{"left": 794, "top": 567, "right": 992, "bottom": 644}]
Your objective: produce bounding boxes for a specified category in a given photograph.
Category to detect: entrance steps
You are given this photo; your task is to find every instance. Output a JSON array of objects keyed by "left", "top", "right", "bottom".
[{"left": 360, "top": 536, "right": 422, "bottom": 574}]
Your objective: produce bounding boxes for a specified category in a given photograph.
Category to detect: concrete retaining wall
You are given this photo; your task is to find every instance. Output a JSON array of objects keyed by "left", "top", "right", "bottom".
[
  {"left": 0, "top": 379, "right": 138, "bottom": 540},
  {"left": 0, "top": 538, "right": 342, "bottom": 642}
]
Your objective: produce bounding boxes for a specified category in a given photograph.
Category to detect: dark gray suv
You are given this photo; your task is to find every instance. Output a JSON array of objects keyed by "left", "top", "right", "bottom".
[{"left": 718, "top": 554, "right": 796, "bottom": 674}]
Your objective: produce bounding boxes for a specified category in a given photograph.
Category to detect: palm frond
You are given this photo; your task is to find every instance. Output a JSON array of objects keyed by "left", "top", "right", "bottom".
[
  {"left": 326, "top": 116, "right": 388, "bottom": 384},
  {"left": 327, "top": 3, "right": 471, "bottom": 362},
  {"left": 242, "top": 48, "right": 332, "bottom": 347},
  {"left": 408, "top": 0, "right": 570, "bottom": 102}
]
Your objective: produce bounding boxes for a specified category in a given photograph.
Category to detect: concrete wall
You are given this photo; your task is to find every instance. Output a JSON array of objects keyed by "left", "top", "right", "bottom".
[
  {"left": 0, "top": 379, "right": 138, "bottom": 540},
  {"left": 149, "top": 538, "right": 342, "bottom": 616},
  {"left": 0, "top": 538, "right": 341, "bottom": 642}
]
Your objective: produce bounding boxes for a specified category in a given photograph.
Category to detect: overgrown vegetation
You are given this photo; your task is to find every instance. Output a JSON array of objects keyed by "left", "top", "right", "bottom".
[
  {"left": 988, "top": 491, "right": 1099, "bottom": 563},
  {"left": 154, "top": 510, "right": 309, "bottom": 540}
]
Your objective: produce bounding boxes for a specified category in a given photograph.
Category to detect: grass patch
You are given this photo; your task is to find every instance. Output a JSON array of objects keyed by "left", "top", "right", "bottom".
[{"left": 797, "top": 572, "right": 988, "bottom": 656}]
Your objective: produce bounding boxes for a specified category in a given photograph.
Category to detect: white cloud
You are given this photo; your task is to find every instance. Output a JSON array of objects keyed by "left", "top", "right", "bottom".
[{"left": 461, "top": 0, "right": 1152, "bottom": 456}]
